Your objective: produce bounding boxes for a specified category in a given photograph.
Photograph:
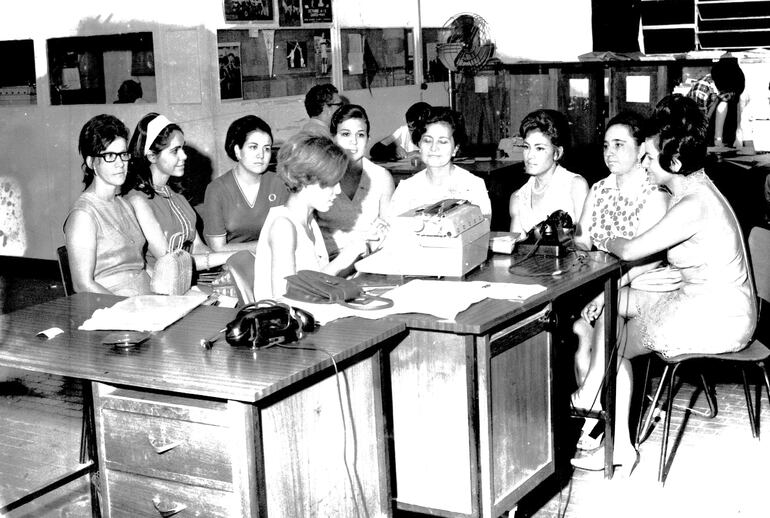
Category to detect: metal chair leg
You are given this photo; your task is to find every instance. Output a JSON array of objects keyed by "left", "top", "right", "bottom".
[
  {"left": 659, "top": 363, "right": 680, "bottom": 484},
  {"left": 640, "top": 362, "right": 672, "bottom": 449},
  {"left": 740, "top": 367, "right": 758, "bottom": 438},
  {"left": 699, "top": 372, "right": 717, "bottom": 418},
  {"left": 635, "top": 357, "right": 653, "bottom": 448}
]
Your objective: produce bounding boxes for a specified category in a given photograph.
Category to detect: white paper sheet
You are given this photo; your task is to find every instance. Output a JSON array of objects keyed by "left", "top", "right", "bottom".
[{"left": 282, "top": 280, "right": 546, "bottom": 325}]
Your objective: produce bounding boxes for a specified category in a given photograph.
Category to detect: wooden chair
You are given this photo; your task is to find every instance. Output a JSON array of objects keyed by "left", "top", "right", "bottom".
[
  {"left": 225, "top": 250, "right": 255, "bottom": 306},
  {"left": 56, "top": 245, "right": 74, "bottom": 296},
  {"left": 635, "top": 225, "right": 770, "bottom": 484}
]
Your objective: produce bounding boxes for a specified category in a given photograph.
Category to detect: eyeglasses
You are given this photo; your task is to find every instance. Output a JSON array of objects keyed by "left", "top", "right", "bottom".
[{"left": 95, "top": 151, "right": 131, "bottom": 163}]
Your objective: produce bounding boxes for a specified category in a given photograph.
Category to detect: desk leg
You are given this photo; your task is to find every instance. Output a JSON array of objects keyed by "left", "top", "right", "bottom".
[
  {"left": 602, "top": 273, "right": 618, "bottom": 479},
  {"left": 82, "top": 383, "right": 102, "bottom": 517}
]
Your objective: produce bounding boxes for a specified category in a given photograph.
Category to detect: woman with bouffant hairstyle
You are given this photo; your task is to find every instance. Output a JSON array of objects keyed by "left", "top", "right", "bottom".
[{"left": 252, "top": 133, "right": 367, "bottom": 300}]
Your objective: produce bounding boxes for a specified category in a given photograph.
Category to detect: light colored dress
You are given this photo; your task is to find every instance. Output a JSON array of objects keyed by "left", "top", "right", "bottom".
[
  {"left": 65, "top": 192, "right": 151, "bottom": 296},
  {"left": 253, "top": 206, "right": 329, "bottom": 300},
  {"left": 388, "top": 165, "right": 491, "bottom": 218},
  {"left": 637, "top": 171, "right": 755, "bottom": 357},
  {"left": 587, "top": 171, "right": 662, "bottom": 251},
  {"left": 316, "top": 158, "right": 393, "bottom": 256},
  {"left": 510, "top": 165, "right": 586, "bottom": 235}
]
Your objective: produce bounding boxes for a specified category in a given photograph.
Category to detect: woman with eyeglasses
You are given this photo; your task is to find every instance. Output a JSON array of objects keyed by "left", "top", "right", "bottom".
[
  {"left": 124, "top": 113, "right": 232, "bottom": 276},
  {"left": 64, "top": 114, "right": 151, "bottom": 295}
]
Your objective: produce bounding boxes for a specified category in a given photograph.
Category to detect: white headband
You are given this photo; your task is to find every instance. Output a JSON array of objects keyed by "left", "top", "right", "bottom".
[{"left": 144, "top": 114, "right": 173, "bottom": 155}]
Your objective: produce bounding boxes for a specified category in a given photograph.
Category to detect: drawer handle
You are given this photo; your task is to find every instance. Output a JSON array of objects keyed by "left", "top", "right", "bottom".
[
  {"left": 152, "top": 494, "right": 187, "bottom": 517},
  {"left": 148, "top": 436, "right": 183, "bottom": 454}
]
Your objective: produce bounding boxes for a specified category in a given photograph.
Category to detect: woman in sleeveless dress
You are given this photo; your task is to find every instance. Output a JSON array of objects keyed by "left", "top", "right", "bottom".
[
  {"left": 253, "top": 134, "right": 366, "bottom": 300},
  {"left": 124, "top": 113, "right": 232, "bottom": 275},
  {"left": 571, "top": 94, "right": 755, "bottom": 475},
  {"left": 64, "top": 114, "right": 151, "bottom": 296},
  {"left": 509, "top": 109, "right": 588, "bottom": 236}
]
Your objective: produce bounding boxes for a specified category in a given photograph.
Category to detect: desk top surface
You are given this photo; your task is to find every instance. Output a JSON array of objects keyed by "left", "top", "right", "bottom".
[
  {"left": 359, "top": 250, "right": 620, "bottom": 336},
  {"left": 0, "top": 294, "right": 405, "bottom": 403},
  {"left": 374, "top": 158, "right": 522, "bottom": 176}
]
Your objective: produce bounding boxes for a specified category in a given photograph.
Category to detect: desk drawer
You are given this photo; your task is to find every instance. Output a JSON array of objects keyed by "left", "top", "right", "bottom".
[
  {"left": 106, "top": 469, "right": 232, "bottom": 518},
  {"left": 95, "top": 386, "right": 233, "bottom": 489},
  {"left": 102, "top": 409, "right": 232, "bottom": 487}
]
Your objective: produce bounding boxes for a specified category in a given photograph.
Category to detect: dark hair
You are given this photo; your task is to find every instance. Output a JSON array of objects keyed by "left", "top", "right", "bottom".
[
  {"left": 277, "top": 134, "right": 348, "bottom": 193},
  {"left": 115, "top": 79, "right": 143, "bottom": 103},
  {"left": 646, "top": 94, "right": 707, "bottom": 175},
  {"left": 405, "top": 101, "right": 432, "bottom": 126},
  {"left": 124, "top": 112, "right": 184, "bottom": 197},
  {"left": 711, "top": 58, "right": 746, "bottom": 96},
  {"left": 304, "top": 83, "right": 339, "bottom": 117},
  {"left": 411, "top": 106, "right": 467, "bottom": 148},
  {"left": 78, "top": 114, "right": 129, "bottom": 189},
  {"left": 330, "top": 104, "right": 370, "bottom": 136},
  {"left": 519, "top": 109, "right": 571, "bottom": 149},
  {"left": 224, "top": 115, "right": 273, "bottom": 162},
  {"left": 606, "top": 110, "right": 646, "bottom": 146}
]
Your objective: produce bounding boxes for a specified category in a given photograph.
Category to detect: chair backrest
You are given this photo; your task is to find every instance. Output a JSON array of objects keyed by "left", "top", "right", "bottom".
[
  {"left": 56, "top": 245, "right": 74, "bottom": 296},
  {"left": 749, "top": 227, "right": 770, "bottom": 304},
  {"left": 225, "top": 250, "right": 255, "bottom": 306}
]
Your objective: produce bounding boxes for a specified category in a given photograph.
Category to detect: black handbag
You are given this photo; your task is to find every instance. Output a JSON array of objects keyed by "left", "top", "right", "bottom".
[{"left": 284, "top": 270, "right": 393, "bottom": 310}]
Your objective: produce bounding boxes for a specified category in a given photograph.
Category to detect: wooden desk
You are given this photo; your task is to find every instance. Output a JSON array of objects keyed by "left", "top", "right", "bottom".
[
  {"left": 368, "top": 251, "right": 620, "bottom": 517},
  {"left": 0, "top": 294, "right": 405, "bottom": 517},
  {"left": 376, "top": 158, "right": 527, "bottom": 231}
]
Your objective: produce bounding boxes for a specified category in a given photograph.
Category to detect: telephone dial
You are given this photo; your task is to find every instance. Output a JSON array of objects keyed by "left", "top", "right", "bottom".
[{"left": 225, "top": 300, "right": 315, "bottom": 348}]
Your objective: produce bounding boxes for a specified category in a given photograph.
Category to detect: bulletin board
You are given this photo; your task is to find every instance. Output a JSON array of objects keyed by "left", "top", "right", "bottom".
[
  {"left": 340, "top": 28, "right": 414, "bottom": 91},
  {"left": 217, "top": 28, "right": 331, "bottom": 100}
]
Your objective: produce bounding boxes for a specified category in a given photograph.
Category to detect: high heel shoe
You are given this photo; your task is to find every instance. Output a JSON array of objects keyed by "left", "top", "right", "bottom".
[
  {"left": 576, "top": 418, "right": 603, "bottom": 451},
  {"left": 570, "top": 446, "right": 640, "bottom": 478}
]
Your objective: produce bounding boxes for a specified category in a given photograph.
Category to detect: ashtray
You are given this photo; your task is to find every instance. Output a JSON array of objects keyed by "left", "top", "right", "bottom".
[{"left": 102, "top": 331, "right": 150, "bottom": 349}]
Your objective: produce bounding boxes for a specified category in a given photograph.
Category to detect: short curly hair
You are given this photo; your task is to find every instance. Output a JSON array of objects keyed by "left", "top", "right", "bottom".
[
  {"left": 410, "top": 106, "right": 467, "bottom": 148},
  {"left": 519, "top": 109, "right": 571, "bottom": 149},
  {"left": 224, "top": 115, "right": 273, "bottom": 162},
  {"left": 277, "top": 133, "right": 348, "bottom": 193}
]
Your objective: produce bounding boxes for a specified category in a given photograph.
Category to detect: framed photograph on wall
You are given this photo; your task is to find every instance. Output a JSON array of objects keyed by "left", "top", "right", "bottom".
[
  {"left": 279, "top": 0, "right": 301, "bottom": 27},
  {"left": 218, "top": 42, "right": 243, "bottom": 100},
  {"left": 302, "top": 0, "right": 332, "bottom": 24},
  {"left": 286, "top": 41, "right": 307, "bottom": 69},
  {"left": 224, "top": 0, "right": 275, "bottom": 23}
]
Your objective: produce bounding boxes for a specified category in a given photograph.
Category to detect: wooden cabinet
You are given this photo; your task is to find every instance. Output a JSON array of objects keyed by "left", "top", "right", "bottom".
[{"left": 390, "top": 304, "right": 554, "bottom": 517}]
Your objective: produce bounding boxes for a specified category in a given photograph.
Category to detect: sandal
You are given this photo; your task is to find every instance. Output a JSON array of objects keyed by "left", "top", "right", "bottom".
[
  {"left": 571, "top": 446, "right": 640, "bottom": 478},
  {"left": 576, "top": 429, "right": 604, "bottom": 451}
]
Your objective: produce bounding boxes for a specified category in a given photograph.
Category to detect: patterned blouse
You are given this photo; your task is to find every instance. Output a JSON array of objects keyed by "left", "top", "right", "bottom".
[{"left": 588, "top": 172, "right": 661, "bottom": 252}]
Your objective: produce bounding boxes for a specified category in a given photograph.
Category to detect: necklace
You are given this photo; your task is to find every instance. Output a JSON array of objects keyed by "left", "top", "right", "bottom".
[{"left": 531, "top": 177, "right": 550, "bottom": 195}]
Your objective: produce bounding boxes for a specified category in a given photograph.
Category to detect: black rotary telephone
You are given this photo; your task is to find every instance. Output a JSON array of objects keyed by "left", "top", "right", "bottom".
[
  {"left": 225, "top": 301, "right": 315, "bottom": 348},
  {"left": 517, "top": 210, "right": 575, "bottom": 256}
]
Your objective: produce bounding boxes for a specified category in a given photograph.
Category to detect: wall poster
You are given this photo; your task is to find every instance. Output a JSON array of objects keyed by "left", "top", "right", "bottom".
[
  {"left": 302, "top": 0, "right": 332, "bottom": 23},
  {"left": 279, "top": 0, "right": 301, "bottom": 27},
  {"left": 218, "top": 42, "right": 243, "bottom": 100},
  {"left": 224, "top": 0, "right": 275, "bottom": 23}
]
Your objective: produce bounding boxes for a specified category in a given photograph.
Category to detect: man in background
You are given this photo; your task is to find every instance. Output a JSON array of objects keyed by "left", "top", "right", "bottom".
[
  {"left": 299, "top": 83, "right": 342, "bottom": 137},
  {"left": 688, "top": 58, "right": 748, "bottom": 147}
]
